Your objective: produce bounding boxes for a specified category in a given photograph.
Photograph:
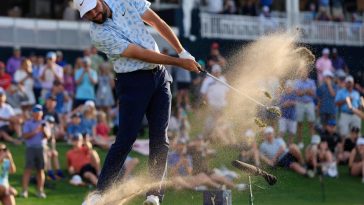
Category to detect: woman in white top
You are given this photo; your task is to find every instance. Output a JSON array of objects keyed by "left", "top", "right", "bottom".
[
  {"left": 14, "top": 59, "right": 35, "bottom": 105},
  {"left": 0, "top": 143, "right": 17, "bottom": 205}
]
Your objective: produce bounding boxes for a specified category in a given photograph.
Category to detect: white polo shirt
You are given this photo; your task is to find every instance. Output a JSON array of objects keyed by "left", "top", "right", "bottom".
[{"left": 90, "top": 0, "right": 159, "bottom": 73}]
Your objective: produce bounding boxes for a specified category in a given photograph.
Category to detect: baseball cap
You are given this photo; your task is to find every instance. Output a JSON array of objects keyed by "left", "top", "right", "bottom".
[
  {"left": 327, "top": 119, "right": 336, "bottom": 126},
  {"left": 56, "top": 51, "right": 63, "bottom": 57},
  {"left": 351, "top": 126, "right": 360, "bottom": 133},
  {"left": 70, "top": 175, "right": 83, "bottom": 186},
  {"left": 47, "top": 95, "right": 56, "bottom": 101},
  {"left": 13, "top": 46, "right": 20, "bottom": 51},
  {"left": 311, "top": 135, "right": 321, "bottom": 145},
  {"left": 211, "top": 64, "right": 222, "bottom": 73},
  {"left": 244, "top": 129, "right": 255, "bottom": 138},
  {"left": 74, "top": 0, "right": 97, "bottom": 18},
  {"left": 0, "top": 143, "right": 7, "bottom": 151},
  {"left": 71, "top": 112, "right": 82, "bottom": 118},
  {"left": 72, "top": 133, "right": 83, "bottom": 141},
  {"left": 345, "top": 75, "right": 354, "bottom": 83},
  {"left": 83, "top": 57, "right": 92, "bottom": 65},
  {"left": 357, "top": 137, "right": 364, "bottom": 146},
  {"left": 322, "top": 48, "right": 330, "bottom": 55},
  {"left": 263, "top": 6, "right": 270, "bottom": 12},
  {"left": 335, "top": 69, "right": 346, "bottom": 79},
  {"left": 44, "top": 115, "right": 55, "bottom": 123},
  {"left": 32, "top": 104, "right": 43, "bottom": 113},
  {"left": 323, "top": 70, "right": 334, "bottom": 78},
  {"left": 46, "top": 51, "right": 57, "bottom": 59},
  {"left": 264, "top": 126, "right": 274, "bottom": 134},
  {"left": 177, "top": 138, "right": 187, "bottom": 145},
  {"left": 84, "top": 100, "right": 95, "bottom": 108}
]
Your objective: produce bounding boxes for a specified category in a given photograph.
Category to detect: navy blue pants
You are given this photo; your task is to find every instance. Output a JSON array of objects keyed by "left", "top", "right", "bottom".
[{"left": 96, "top": 66, "right": 172, "bottom": 201}]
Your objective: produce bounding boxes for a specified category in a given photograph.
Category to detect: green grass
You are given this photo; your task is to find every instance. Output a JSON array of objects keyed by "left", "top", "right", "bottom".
[
  {"left": 5, "top": 117, "right": 364, "bottom": 205},
  {"left": 8, "top": 140, "right": 364, "bottom": 205}
]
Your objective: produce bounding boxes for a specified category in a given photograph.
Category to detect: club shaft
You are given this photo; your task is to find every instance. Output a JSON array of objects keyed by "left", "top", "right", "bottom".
[{"left": 204, "top": 72, "right": 265, "bottom": 107}]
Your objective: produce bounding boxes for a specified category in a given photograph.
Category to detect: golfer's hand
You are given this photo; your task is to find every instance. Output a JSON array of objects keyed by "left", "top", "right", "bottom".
[{"left": 179, "top": 59, "right": 201, "bottom": 73}]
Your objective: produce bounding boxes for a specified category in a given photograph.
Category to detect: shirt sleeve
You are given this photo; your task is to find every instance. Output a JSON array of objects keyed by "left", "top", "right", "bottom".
[
  {"left": 74, "top": 69, "right": 82, "bottom": 81},
  {"left": 91, "top": 28, "right": 130, "bottom": 56},
  {"left": 335, "top": 89, "right": 344, "bottom": 103},
  {"left": 132, "top": 0, "right": 151, "bottom": 15},
  {"left": 7, "top": 105, "right": 15, "bottom": 117},
  {"left": 92, "top": 70, "right": 98, "bottom": 83}
]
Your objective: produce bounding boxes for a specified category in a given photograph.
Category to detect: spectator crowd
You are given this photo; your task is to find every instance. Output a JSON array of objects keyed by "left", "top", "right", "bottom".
[{"left": 0, "top": 42, "right": 362, "bottom": 205}]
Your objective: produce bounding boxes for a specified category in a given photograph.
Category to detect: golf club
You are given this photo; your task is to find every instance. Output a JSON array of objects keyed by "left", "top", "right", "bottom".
[
  {"left": 198, "top": 67, "right": 282, "bottom": 117},
  {"left": 232, "top": 160, "right": 277, "bottom": 186}
]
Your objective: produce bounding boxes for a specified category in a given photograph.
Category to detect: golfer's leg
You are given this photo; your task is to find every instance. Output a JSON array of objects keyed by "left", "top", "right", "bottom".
[
  {"left": 145, "top": 70, "right": 172, "bottom": 200},
  {"left": 96, "top": 72, "right": 153, "bottom": 192}
]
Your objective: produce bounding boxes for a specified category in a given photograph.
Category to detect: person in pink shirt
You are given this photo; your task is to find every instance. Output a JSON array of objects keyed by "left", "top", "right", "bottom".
[{"left": 315, "top": 48, "right": 333, "bottom": 85}]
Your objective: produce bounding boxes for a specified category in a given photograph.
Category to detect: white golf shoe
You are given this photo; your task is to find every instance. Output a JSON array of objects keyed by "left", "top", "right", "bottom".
[
  {"left": 143, "top": 195, "right": 160, "bottom": 205},
  {"left": 82, "top": 193, "right": 102, "bottom": 205}
]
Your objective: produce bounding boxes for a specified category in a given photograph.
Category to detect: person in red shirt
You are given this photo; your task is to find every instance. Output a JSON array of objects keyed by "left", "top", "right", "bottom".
[
  {"left": 0, "top": 62, "right": 12, "bottom": 90},
  {"left": 66, "top": 133, "right": 100, "bottom": 186},
  {"left": 93, "top": 111, "right": 114, "bottom": 150}
]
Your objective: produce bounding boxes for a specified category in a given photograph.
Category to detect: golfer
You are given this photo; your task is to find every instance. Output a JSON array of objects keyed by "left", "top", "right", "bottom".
[{"left": 74, "top": 0, "right": 200, "bottom": 204}]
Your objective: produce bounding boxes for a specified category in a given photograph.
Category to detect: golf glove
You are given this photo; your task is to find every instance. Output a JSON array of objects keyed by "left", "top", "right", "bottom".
[{"left": 178, "top": 49, "right": 195, "bottom": 60}]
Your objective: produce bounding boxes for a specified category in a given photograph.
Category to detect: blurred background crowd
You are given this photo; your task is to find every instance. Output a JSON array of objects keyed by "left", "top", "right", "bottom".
[
  {"left": 0, "top": 40, "right": 362, "bottom": 205},
  {"left": 2, "top": 0, "right": 364, "bottom": 22},
  {"left": 0, "top": 0, "right": 363, "bottom": 205}
]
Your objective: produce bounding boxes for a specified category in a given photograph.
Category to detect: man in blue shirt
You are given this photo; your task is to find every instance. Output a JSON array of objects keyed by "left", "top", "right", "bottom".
[
  {"left": 21, "top": 105, "right": 51, "bottom": 199},
  {"left": 74, "top": 57, "right": 98, "bottom": 108},
  {"left": 317, "top": 70, "right": 338, "bottom": 126},
  {"left": 278, "top": 80, "right": 297, "bottom": 144},
  {"left": 294, "top": 70, "right": 317, "bottom": 149},
  {"left": 335, "top": 76, "right": 361, "bottom": 138},
  {"left": 74, "top": 0, "right": 200, "bottom": 204}
]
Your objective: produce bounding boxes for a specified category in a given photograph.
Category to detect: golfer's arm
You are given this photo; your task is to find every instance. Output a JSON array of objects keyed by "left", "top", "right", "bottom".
[
  {"left": 142, "top": 9, "right": 183, "bottom": 54},
  {"left": 122, "top": 44, "right": 181, "bottom": 67}
]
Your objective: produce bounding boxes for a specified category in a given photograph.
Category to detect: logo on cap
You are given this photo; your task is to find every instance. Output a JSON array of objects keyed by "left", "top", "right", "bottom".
[{"left": 80, "top": 0, "right": 85, "bottom": 6}]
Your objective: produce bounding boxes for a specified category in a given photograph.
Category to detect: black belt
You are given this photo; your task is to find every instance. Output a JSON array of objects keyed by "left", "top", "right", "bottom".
[{"left": 116, "top": 65, "right": 161, "bottom": 77}]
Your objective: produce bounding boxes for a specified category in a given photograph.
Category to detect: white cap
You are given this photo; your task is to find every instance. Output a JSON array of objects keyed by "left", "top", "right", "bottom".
[
  {"left": 311, "top": 135, "right": 321, "bottom": 145},
  {"left": 345, "top": 75, "right": 354, "bottom": 83},
  {"left": 244, "top": 129, "right": 255, "bottom": 138},
  {"left": 74, "top": 0, "right": 97, "bottom": 18},
  {"left": 70, "top": 175, "right": 83, "bottom": 186},
  {"left": 83, "top": 57, "right": 92, "bottom": 65},
  {"left": 264, "top": 126, "right": 274, "bottom": 134},
  {"left": 357, "top": 137, "right": 364, "bottom": 146},
  {"left": 327, "top": 163, "right": 338, "bottom": 177},
  {"left": 211, "top": 64, "right": 222, "bottom": 73},
  {"left": 323, "top": 70, "right": 334, "bottom": 78},
  {"left": 322, "top": 48, "right": 330, "bottom": 55},
  {"left": 84, "top": 100, "right": 95, "bottom": 108}
]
